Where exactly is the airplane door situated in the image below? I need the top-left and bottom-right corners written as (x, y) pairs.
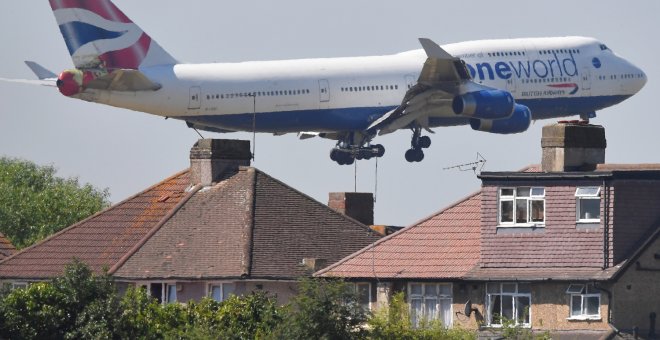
top-left (404, 74), bottom-right (416, 90)
top-left (319, 79), bottom-right (330, 102)
top-left (581, 67), bottom-right (591, 96)
top-left (189, 86), bottom-right (201, 110)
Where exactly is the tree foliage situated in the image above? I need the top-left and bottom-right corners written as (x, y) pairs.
top-left (0, 262), bottom-right (479, 339)
top-left (0, 157), bottom-right (110, 248)
top-left (368, 292), bottom-right (476, 340)
top-left (273, 278), bottom-right (369, 340)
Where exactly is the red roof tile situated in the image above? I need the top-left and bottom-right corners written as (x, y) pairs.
top-left (317, 192), bottom-right (481, 279)
top-left (0, 171), bottom-right (191, 280)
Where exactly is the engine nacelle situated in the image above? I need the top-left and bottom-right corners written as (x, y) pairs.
top-left (452, 89), bottom-right (515, 119)
top-left (56, 69), bottom-right (95, 96)
top-left (469, 104), bottom-right (531, 134)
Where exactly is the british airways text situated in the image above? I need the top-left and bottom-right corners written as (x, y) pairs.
top-left (465, 51), bottom-right (578, 81)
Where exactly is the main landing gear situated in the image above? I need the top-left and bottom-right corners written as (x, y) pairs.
top-left (330, 144), bottom-right (385, 165)
top-left (329, 132), bottom-right (385, 165)
top-left (404, 127), bottom-right (431, 163)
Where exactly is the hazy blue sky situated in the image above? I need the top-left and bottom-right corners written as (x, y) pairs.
top-left (0, 1), bottom-right (657, 226)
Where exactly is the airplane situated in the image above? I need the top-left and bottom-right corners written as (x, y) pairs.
top-left (2, 0), bottom-right (646, 165)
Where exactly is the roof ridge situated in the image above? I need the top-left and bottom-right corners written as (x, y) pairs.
top-left (251, 167), bottom-right (379, 235)
top-left (316, 190), bottom-right (482, 277)
top-left (0, 169), bottom-right (191, 266)
top-left (108, 183), bottom-right (202, 274)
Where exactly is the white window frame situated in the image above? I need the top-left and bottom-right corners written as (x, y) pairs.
top-left (165, 283), bottom-right (177, 304)
top-left (575, 187), bottom-right (601, 223)
top-left (139, 281), bottom-right (178, 305)
top-left (207, 282), bottom-right (236, 302)
top-left (567, 283), bottom-right (601, 320)
top-left (498, 187), bottom-right (546, 226)
top-left (10, 282), bottom-right (28, 290)
top-left (408, 283), bottom-right (453, 328)
top-left (349, 282), bottom-right (372, 312)
top-left (486, 282), bottom-right (532, 327)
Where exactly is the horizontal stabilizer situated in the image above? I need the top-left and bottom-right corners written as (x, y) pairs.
top-left (0, 77), bottom-right (56, 87)
top-left (25, 61), bottom-right (57, 80)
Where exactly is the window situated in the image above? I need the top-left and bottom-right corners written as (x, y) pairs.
top-left (499, 187), bottom-right (545, 225)
top-left (409, 283), bottom-right (452, 328)
top-left (486, 282), bottom-right (531, 327)
top-left (576, 187), bottom-right (600, 222)
top-left (208, 282), bottom-right (236, 302)
top-left (166, 284), bottom-right (177, 304)
top-left (567, 284), bottom-right (600, 319)
top-left (347, 283), bottom-right (371, 312)
top-left (10, 282), bottom-right (28, 290)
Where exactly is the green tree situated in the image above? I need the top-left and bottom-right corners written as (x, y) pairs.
top-left (368, 292), bottom-right (476, 340)
top-left (0, 157), bottom-right (109, 248)
top-left (0, 260), bottom-right (122, 339)
top-left (273, 278), bottom-right (368, 340)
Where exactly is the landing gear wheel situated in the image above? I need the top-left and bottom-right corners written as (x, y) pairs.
top-left (374, 144), bottom-right (385, 157)
top-left (330, 149), bottom-right (341, 162)
top-left (405, 148), bottom-right (424, 162)
top-left (418, 136), bottom-right (431, 149)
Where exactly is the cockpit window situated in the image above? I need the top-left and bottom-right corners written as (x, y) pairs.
top-left (599, 44), bottom-right (610, 51)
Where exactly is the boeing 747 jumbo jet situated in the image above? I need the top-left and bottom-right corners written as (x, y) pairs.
top-left (3, 0), bottom-right (647, 165)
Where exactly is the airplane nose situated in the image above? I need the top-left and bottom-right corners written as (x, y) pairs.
top-left (633, 65), bottom-right (647, 93)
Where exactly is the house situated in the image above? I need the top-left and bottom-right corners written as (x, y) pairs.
top-left (318, 123), bottom-right (660, 339)
top-left (0, 139), bottom-right (382, 304)
top-left (0, 233), bottom-right (15, 261)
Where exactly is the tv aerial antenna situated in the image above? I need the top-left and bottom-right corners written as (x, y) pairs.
top-left (443, 152), bottom-right (486, 175)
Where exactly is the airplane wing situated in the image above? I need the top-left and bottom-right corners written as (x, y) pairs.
top-left (0, 77), bottom-right (56, 87)
top-left (368, 38), bottom-right (472, 135)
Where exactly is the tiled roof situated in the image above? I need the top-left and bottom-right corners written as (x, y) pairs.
top-left (0, 233), bottom-right (16, 260)
top-left (317, 192), bottom-right (481, 279)
top-left (0, 171), bottom-right (191, 280)
top-left (114, 168), bottom-right (381, 280)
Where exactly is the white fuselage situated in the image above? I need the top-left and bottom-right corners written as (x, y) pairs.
top-left (82, 36), bottom-right (646, 133)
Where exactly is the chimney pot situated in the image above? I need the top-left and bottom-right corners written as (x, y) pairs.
top-left (190, 139), bottom-right (251, 186)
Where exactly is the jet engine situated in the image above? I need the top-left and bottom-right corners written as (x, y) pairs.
top-left (452, 89), bottom-right (515, 119)
top-left (56, 69), bottom-right (94, 96)
top-left (469, 104), bottom-right (531, 134)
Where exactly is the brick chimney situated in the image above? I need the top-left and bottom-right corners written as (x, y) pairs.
top-left (541, 123), bottom-right (606, 172)
top-left (328, 192), bottom-right (374, 225)
top-left (190, 139), bottom-right (251, 186)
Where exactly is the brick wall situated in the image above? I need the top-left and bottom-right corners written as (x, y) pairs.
top-left (481, 180), bottom-right (608, 268)
top-left (610, 235), bottom-right (660, 335)
top-left (612, 179), bottom-right (660, 263)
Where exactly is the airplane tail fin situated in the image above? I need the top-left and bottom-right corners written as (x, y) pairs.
top-left (49, 0), bottom-right (178, 70)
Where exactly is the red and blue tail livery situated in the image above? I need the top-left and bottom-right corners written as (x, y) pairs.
top-left (49, 0), bottom-right (176, 70)
top-left (1, 0), bottom-right (647, 165)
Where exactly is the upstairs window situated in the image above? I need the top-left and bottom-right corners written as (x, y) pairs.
top-left (576, 187), bottom-right (601, 222)
top-left (499, 187), bottom-right (545, 225)
top-left (567, 284), bottom-right (600, 319)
